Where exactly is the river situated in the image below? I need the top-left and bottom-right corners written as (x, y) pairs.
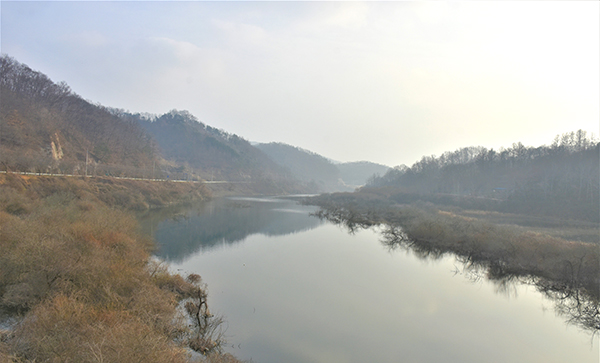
top-left (140, 196), bottom-right (598, 363)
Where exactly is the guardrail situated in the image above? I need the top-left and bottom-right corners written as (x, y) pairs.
top-left (0, 171), bottom-right (250, 184)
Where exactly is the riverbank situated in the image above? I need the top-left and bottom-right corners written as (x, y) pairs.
top-left (0, 172), bottom-right (212, 211)
top-left (306, 192), bottom-right (600, 302)
top-left (0, 174), bottom-right (244, 362)
top-left (153, 194), bottom-right (598, 361)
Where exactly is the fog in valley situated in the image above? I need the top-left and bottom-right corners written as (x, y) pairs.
top-left (2, 1), bottom-right (597, 167)
top-left (1, 1), bottom-right (598, 362)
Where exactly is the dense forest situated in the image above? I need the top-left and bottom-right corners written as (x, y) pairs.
top-left (367, 132), bottom-right (599, 221)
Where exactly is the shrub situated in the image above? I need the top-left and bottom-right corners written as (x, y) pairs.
top-left (0, 174), bottom-right (234, 362)
top-left (10, 294), bottom-right (190, 363)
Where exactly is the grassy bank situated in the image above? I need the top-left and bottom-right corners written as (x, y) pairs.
top-left (0, 173), bottom-right (212, 211)
top-left (307, 192), bottom-right (599, 333)
top-left (307, 192), bottom-right (599, 301)
top-left (0, 174), bottom-right (243, 362)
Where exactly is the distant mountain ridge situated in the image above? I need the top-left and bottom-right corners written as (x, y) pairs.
top-left (0, 55), bottom-right (388, 194)
top-left (255, 142), bottom-right (390, 192)
top-left (337, 161), bottom-right (390, 187)
top-left (255, 142), bottom-right (343, 192)
top-left (124, 111), bottom-right (291, 181)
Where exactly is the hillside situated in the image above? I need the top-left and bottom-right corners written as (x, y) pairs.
top-left (337, 161), bottom-right (390, 188)
top-left (0, 55), bottom-right (311, 195)
top-left (0, 55), bottom-right (158, 177)
top-left (366, 132), bottom-right (599, 222)
top-left (255, 142), bottom-right (345, 192)
top-left (1, 55), bottom-right (390, 196)
top-left (255, 143), bottom-right (391, 192)
top-left (124, 111), bottom-right (307, 193)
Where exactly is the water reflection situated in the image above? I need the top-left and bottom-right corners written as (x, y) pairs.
top-left (345, 219), bottom-right (600, 335)
top-left (145, 198), bottom-right (598, 362)
top-left (139, 197), bottom-right (323, 263)
top-left (449, 258), bottom-right (600, 335)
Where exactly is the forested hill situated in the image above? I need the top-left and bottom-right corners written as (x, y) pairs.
top-left (337, 161), bottom-right (390, 187)
top-left (255, 142), bottom-right (344, 192)
top-left (0, 55), bottom-right (157, 175)
top-left (255, 143), bottom-right (391, 192)
top-left (367, 132), bottom-right (599, 221)
top-left (126, 111), bottom-right (302, 188)
top-left (0, 55), bottom-right (310, 194)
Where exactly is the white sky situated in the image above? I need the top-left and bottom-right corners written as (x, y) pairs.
top-left (1, 1), bottom-right (598, 167)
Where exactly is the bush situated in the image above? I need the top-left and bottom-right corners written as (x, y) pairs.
top-left (0, 174), bottom-right (235, 362)
top-left (11, 294), bottom-right (190, 363)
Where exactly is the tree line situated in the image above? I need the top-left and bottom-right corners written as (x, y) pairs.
top-left (367, 131), bottom-right (599, 221)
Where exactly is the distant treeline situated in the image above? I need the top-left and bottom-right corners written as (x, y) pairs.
top-left (367, 131), bottom-right (599, 221)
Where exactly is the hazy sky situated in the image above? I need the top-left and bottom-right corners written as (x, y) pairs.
top-left (1, 1), bottom-right (598, 167)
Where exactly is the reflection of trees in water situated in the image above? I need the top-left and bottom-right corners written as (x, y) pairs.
top-left (536, 279), bottom-right (600, 334)
top-left (315, 202), bottom-right (600, 334)
top-left (378, 224), bottom-right (600, 335)
top-left (141, 198), bottom-right (323, 263)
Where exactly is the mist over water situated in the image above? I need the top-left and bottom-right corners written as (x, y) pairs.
top-left (145, 197), bottom-right (598, 363)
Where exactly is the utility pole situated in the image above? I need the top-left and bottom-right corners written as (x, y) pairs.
top-left (85, 149), bottom-right (88, 177)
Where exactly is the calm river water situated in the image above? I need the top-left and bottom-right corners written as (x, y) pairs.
top-left (142, 196), bottom-right (598, 363)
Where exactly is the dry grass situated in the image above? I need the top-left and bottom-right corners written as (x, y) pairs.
top-left (310, 192), bottom-right (600, 297)
top-left (10, 294), bottom-right (190, 363)
top-left (0, 173), bottom-right (211, 211)
top-left (0, 174), bottom-right (242, 362)
top-left (400, 209), bottom-right (599, 291)
top-left (448, 208), bottom-right (600, 245)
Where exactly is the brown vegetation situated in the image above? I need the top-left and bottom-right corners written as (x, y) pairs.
top-left (0, 173), bottom-right (211, 211)
top-left (307, 191), bottom-right (599, 332)
top-left (0, 174), bottom-right (243, 362)
top-left (1, 55), bottom-right (158, 175)
top-left (309, 192), bottom-right (599, 293)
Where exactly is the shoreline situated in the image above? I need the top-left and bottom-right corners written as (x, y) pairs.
top-left (306, 192), bottom-right (599, 300)
top-left (0, 174), bottom-right (245, 362)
